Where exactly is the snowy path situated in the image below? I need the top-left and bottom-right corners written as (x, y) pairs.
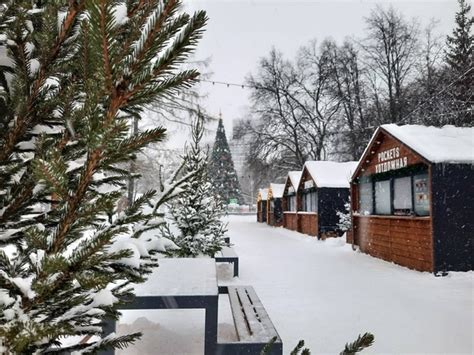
top-left (226, 215), bottom-right (473, 354)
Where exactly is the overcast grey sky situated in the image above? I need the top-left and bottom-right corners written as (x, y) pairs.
top-left (180, 0), bottom-right (458, 139)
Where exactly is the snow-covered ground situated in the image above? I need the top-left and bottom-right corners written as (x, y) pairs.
top-left (117, 215), bottom-right (473, 354)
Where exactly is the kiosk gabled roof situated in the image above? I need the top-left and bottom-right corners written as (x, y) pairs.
top-left (287, 171), bottom-right (303, 190)
top-left (257, 188), bottom-right (269, 201)
top-left (382, 124), bottom-right (474, 164)
top-left (269, 183), bottom-right (285, 199)
top-left (353, 124), bottom-right (474, 180)
top-left (302, 161), bottom-right (358, 189)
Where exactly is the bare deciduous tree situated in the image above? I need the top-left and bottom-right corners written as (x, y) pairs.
top-left (246, 43), bottom-right (340, 181)
top-left (361, 6), bottom-right (420, 123)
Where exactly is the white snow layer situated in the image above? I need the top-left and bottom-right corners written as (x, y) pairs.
top-left (113, 216), bottom-right (473, 355)
top-left (287, 171), bottom-right (302, 190)
top-left (381, 124), bottom-right (474, 164)
top-left (304, 161), bottom-right (358, 188)
top-left (258, 188), bottom-right (269, 201)
top-left (269, 183), bottom-right (285, 199)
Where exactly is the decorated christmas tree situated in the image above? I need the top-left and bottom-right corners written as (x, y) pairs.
top-left (160, 113), bottom-right (227, 257)
top-left (0, 1), bottom-right (206, 353)
top-left (208, 115), bottom-right (243, 204)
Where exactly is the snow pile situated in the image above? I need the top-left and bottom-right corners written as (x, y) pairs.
top-left (381, 124), bottom-right (474, 164)
top-left (287, 171), bottom-right (302, 190)
top-left (269, 183), bottom-right (285, 199)
top-left (304, 161), bottom-right (358, 188)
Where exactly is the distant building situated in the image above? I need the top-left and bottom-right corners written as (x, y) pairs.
top-left (229, 118), bottom-right (254, 204)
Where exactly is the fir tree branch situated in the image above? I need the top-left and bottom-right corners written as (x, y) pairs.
top-left (340, 332), bottom-right (375, 355)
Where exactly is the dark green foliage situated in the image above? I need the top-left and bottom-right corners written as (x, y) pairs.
top-left (260, 336), bottom-right (278, 355)
top-left (208, 117), bottom-right (243, 204)
top-left (261, 333), bottom-right (374, 355)
top-left (340, 332), bottom-right (375, 355)
top-left (445, 0), bottom-right (473, 126)
top-left (291, 340), bottom-right (311, 355)
top-left (446, 0), bottom-right (473, 72)
top-left (0, 0), bottom-right (206, 352)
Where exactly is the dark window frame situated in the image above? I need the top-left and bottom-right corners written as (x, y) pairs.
top-left (356, 164), bottom-right (430, 217)
top-left (301, 187), bottom-right (318, 212)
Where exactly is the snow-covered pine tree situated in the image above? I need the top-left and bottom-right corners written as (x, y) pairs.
top-left (208, 116), bottom-right (243, 204)
top-left (0, 1), bottom-right (206, 353)
top-left (162, 113), bottom-right (228, 257)
top-left (445, 0), bottom-right (473, 126)
top-left (337, 202), bottom-right (352, 233)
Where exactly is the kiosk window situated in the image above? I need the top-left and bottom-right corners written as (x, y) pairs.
top-left (414, 174), bottom-right (430, 215)
top-left (359, 182), bottom-right (373, 215)
top-left (375, 180), bottom-right (391, 214)
top-left (303, 191), bottom-right (317, 212)
top-left (288, 196), bottom-right (296, 211)
top-left (394, 176), bottom-right (412, 214)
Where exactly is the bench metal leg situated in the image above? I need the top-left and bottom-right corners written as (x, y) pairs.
top-left (233, 259), bottom-right (239, 277)
top-left (101, 318), bottom-right (116, 355)
top-left (204, 296), bottom-right (218, 355)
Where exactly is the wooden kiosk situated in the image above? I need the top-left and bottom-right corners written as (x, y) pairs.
top-left (297, 161), bottom-right (357, 238)
top-left (267, 183), bottom-right (285, 227)
top-left (256, 188), bottom-right (269, 223)
top-left (282, 171), bottom-right (302, 231)
top-left (350, 124), bottom-right (473, 273)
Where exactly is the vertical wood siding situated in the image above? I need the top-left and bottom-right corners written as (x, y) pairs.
top-left (353, 215), bottom-right (433, 272)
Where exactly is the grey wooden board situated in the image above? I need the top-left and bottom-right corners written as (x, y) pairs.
top-left (227, 286), bottom-right (280, 343)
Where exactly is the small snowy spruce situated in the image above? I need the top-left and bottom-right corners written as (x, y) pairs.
top-left (0, 1), bottom-right (206, 353)
top-left (337, 201), bottom-right (352, 232)
top-left (161, 113), bottom-right (228, 257)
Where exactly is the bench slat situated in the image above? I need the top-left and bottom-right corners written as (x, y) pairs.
top-left (243, 287), bottom-right (280, 340)
top-left (228, 287), bottom-right (252, 341)
top-left (235, 287), bottom-right (265, 341)
top-left (228, 286), bottom-right (280, 343)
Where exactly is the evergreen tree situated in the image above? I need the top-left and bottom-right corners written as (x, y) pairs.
top-left (161, 113), bottom-right (227, 257)
top-left (445, 0), bottom-right (473, 126)
top-left (208, 116), bottom-right (243, 204)
top-left (337, 202), bottom-right (352, 233)
top-left (0, 1), bottom-right (206, 353)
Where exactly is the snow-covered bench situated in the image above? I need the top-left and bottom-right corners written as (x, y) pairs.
top-left (215, 246), bottom-right (239, 277)
top-left (217, 286), bottom-right (283, 354)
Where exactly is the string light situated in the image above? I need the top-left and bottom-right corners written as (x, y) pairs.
top-left (198, 79), bottom-right (252, 89)
top-left (199, 65), bottom-right (473, 128)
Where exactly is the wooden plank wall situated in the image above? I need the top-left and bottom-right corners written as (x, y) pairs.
top-left (299, 213), bottom-right (318, 237)
top-left (283, 212), bottom-right (298, 231)
top-left (354, 216), bottom-right (433, 272)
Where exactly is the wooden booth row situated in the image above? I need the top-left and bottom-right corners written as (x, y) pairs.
top-left (257, 161), bottom-right (358, 240)
top-left (350, 124), bottom-right (473, 273)
top-left (256, 124), bottom-right (473, 273)
top-left (257, 184), bottom-right (285, 226)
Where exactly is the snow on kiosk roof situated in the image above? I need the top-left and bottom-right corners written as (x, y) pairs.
top-left (286, 171), bottom-right (302, 190)
top-left (269, 183), bottom-right (285, 199)
top-left (303, 161), bottom-right (358, 189)
top-left (257, 188), bottom-right (269, 201)
top-left (379, 124), bottom-right (474, 164)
